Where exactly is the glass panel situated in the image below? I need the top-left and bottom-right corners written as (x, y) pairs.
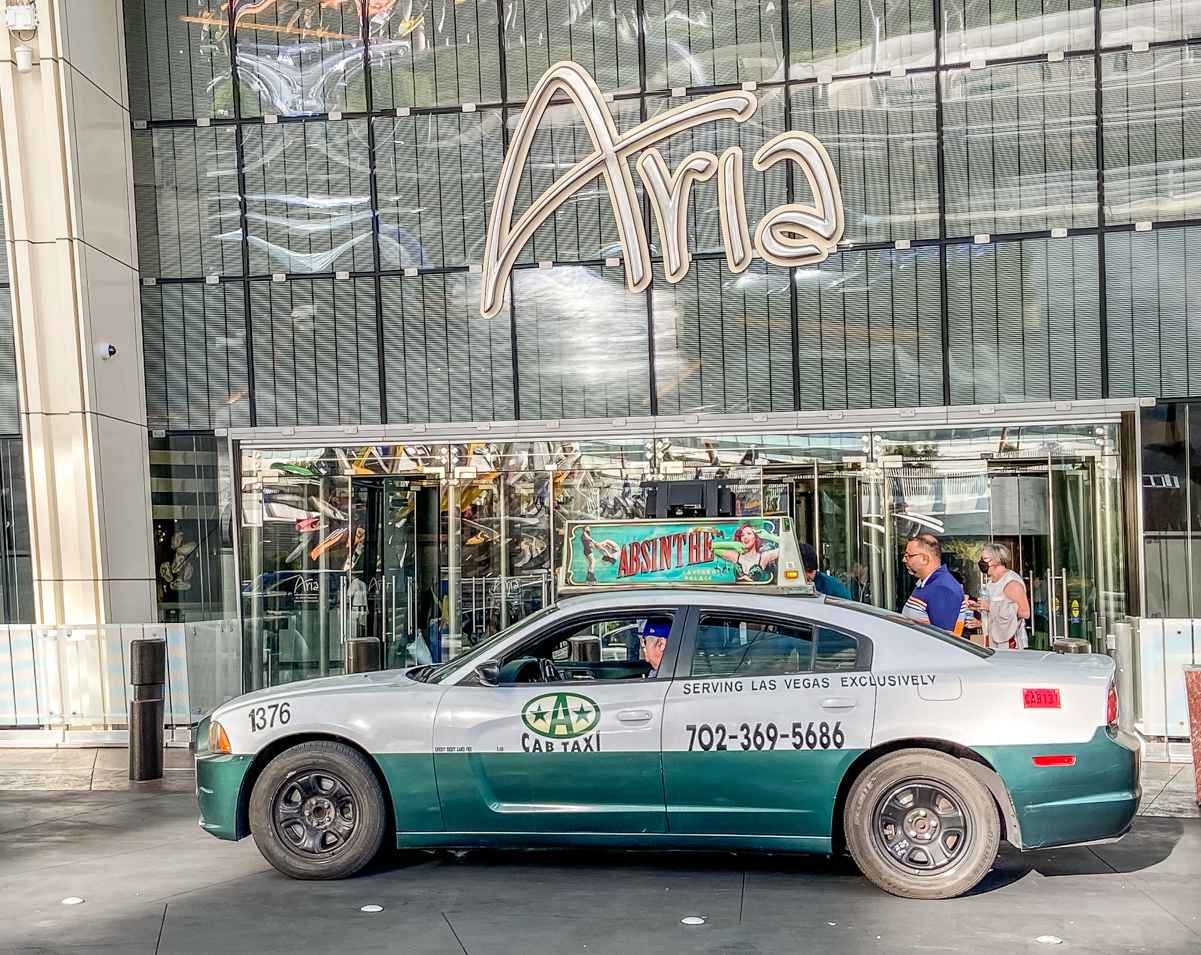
top-left (249, 278), bottom-right (382, 427)
top-left (942, 60), bottom-right (1098, 236)
top-left (379, 272), bottom-right (516, 424)
top-left (124, 0), bottom-right (235, 121)
top-left (648, 88), bottom-right (787, 254)
top-left (643, 0), bottom-right (784, 89)
top-left (132, 127), bottom-right (242, 279)
top-left (941, 0), bottom-right (1094, 64)
top-left (242, 119), bottom-right (373, 275)
top-left (789, 0), bottom-right (936, 80)
top-left (1102, 48), bottom-right (1201, 226)
top-left (151, 434), bottom-right (227, 623)
top-left (945, 236), bottom-right (1102, 404)
top-left (368, 0), bottom-right (502, 111)
top-left (795, 247), bottom-right (944, 410)
top-left (233, 0), bottom-right (365, 117)
top-left (791, 76), bottom-right (939, 245)
top-left (509, 98), bottom-right (642, 264)
top-left (814, 627), bottom-right (860, 672)
top-left (0, 436), bottom-right (33, 624)
top-left (1104, 226), bottom-right (1201, 401)
top-left (513, 264), bottom-right (652, 420)
top-left (652, 259), bottom-right (794, 415)
top-left (503, 0), bottom-right (641, 99)
top-left (373, 110), bottom-right (504, 270)
top-left (141, 284), bottom-right (252, 430)
top-left (0, 291), bottom-right (17, 433)
top-left (1050, 458), bottom-right (1098, 646)
top-left (1100, 0), bottom-right (1201, 47)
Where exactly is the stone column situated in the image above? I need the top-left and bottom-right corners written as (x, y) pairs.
top-left (0, 1), bottom-right (155, 624)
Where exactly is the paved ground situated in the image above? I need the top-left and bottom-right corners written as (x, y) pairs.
top-left (0, 753), bottom-right (1197, 955)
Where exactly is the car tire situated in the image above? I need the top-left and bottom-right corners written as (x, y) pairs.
top-left (249, 740), bottom-right (387, 880)
top-left (843, 748), bottom-right (1000, 900)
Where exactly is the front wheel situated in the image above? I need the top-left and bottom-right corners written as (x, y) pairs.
top-left (249, 740), bottom-right (387, 880)
top-left (844, 749), bottom-right (1000, 900)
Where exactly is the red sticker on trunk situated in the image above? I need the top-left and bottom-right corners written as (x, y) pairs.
top-left (1023, 688), bottom-right (1061, 708)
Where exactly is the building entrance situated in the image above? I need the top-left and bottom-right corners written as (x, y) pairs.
top-left (233, 418), bottom-right (1129, 689)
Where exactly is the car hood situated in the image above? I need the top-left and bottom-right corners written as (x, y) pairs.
top-left (217, 668), bottom-right (414, 711)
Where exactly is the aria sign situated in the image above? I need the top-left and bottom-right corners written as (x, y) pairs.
top-left (479, 61), bottom-right (845, 317)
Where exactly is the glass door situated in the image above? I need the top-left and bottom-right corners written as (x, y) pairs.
top-left (1049, 457), bottom-right (1098, 648)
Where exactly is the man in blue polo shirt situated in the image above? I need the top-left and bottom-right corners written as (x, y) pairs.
top-left (901, 533), bottom-right (970, 637)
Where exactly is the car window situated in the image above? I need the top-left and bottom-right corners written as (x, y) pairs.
top-left (814, 627), bottom-right (859, 672)
top-left (691, 614), bottom-right (814, 678)
top-left (497, 612), bottom-right (676, 684)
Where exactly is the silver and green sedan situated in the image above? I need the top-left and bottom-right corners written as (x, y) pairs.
top-left (195, 587), bottom-right (1140, 900)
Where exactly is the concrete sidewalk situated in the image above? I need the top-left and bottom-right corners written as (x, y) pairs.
top-left (0, 790), bottom-right (1198, 954)
top-left (0, 747), bottom-right (194, 794)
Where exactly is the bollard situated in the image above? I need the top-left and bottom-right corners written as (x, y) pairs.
top-left (1185, 666), bottom-right (1201, 807)
top-left (1113, 622), bottom-right (1136, 734)
top-left (128, 639), bottom-right (165, 781)
top-left (346, 637), bottom-right (381, 674)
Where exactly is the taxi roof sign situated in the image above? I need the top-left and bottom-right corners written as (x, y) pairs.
top-left (557, 517), bottom-right (814, 594)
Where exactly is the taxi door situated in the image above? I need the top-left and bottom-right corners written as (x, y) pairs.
top-left (432, 608), bottom-right (686, 835)
top-left (662, 608), bottom-right (876, 839)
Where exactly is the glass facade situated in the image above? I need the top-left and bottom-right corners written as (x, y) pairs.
top-left (123, 0), bottom-right (1201, 433)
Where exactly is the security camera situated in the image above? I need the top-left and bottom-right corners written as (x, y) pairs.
top-left (13, 44), bottom-right (32, 74)
top-left (96, 342), bottom-right (117, 360)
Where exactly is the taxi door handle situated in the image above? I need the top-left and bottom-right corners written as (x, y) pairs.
top-left (819, 697), bottom-right (856, 710)
top-left (617, 709), bottom-right (654, 723)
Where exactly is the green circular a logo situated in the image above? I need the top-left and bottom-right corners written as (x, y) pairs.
top-left (521, 692), bottom-right (601, 739)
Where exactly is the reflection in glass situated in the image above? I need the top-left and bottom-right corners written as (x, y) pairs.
top-left (943, 60), bottom-right (1098, 236)
top-left (946, 237), bottom-right (1102, 404)
top-left (243, 119), bottom-right (374, 274)
top-left (789, 0), bottom-right (936, 79)
top-left (654, 259), bottom-right (794, 416)
top-left (513, 265), bottom-right (652, 420)
top-left (1100, 0), bottom-right (1201, 47)
top-left (503, 0), bottom-right (640, 100)
top-left (1102, 48), bottom-right (1201, 226)
top-left (369, 0), bottom-right (502, 110)
top-left (233, 0), bottom-right (366, 116)
top-left (379, 272), bottom-right (516, 424)
top-left (795, 247), bottom-right (944, 410)
top-left (373, 111), bottom-right (503, 270)
top-left (125, 0), bottom-right (236, 121)
top-left (643, 0), bottom-right (784, 88)
top-left (132, 127), bottom-right (243, 279)
top-left (791, 77), bottom-right (939, 245)
top-left (941, 0), bottom-right (1094, 64)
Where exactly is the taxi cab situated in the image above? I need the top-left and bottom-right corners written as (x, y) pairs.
top-left (194, 518), bottom-right (1140, 900)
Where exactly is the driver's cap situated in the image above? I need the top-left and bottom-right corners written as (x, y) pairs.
top-left (640, 618), bottom-right (670, 639)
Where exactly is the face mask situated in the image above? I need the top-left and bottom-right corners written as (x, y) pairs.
top-left (977, 559), bottom-right (991, 574)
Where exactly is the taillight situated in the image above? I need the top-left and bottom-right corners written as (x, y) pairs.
top-left (1106, 682), bottom-right (1118, 733)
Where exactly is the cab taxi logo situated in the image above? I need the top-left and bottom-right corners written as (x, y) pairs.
top-left (479, 62), bottom-right (845, 317)
top-left (521, 691), bottom-right (602, 740)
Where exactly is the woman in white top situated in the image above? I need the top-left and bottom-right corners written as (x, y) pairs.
top-left (967, 542), bottom-right (1031, 650)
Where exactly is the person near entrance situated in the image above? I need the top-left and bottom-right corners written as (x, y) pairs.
top-left (799, 543), bottom-right (852, 598)
top-left (901, 533), bottom-right (970, 637)
top-left (967, 543), bottom-right (1031, 650)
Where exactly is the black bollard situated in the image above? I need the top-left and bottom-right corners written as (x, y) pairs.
top-left (129, 639), bottom-right (165, 781)
top-left (345, 637), bottom-right (381, 674)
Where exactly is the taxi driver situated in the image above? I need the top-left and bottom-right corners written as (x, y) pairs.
top-left (639, 619), bottom-right (670, 677)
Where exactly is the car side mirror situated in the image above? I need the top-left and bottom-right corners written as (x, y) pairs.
top-left (475, 661), bottom-right (500, 687)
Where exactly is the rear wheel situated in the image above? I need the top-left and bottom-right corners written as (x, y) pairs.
top-left (249, 741), bottom-right (387, 880)
top-left (844, 749), bottom-right (1000, 900)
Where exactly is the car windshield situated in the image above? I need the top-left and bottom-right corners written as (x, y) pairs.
top-left (824, 599), bottom-right (994, 658)
top-left (410, 605), bottom-right (560, 684)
